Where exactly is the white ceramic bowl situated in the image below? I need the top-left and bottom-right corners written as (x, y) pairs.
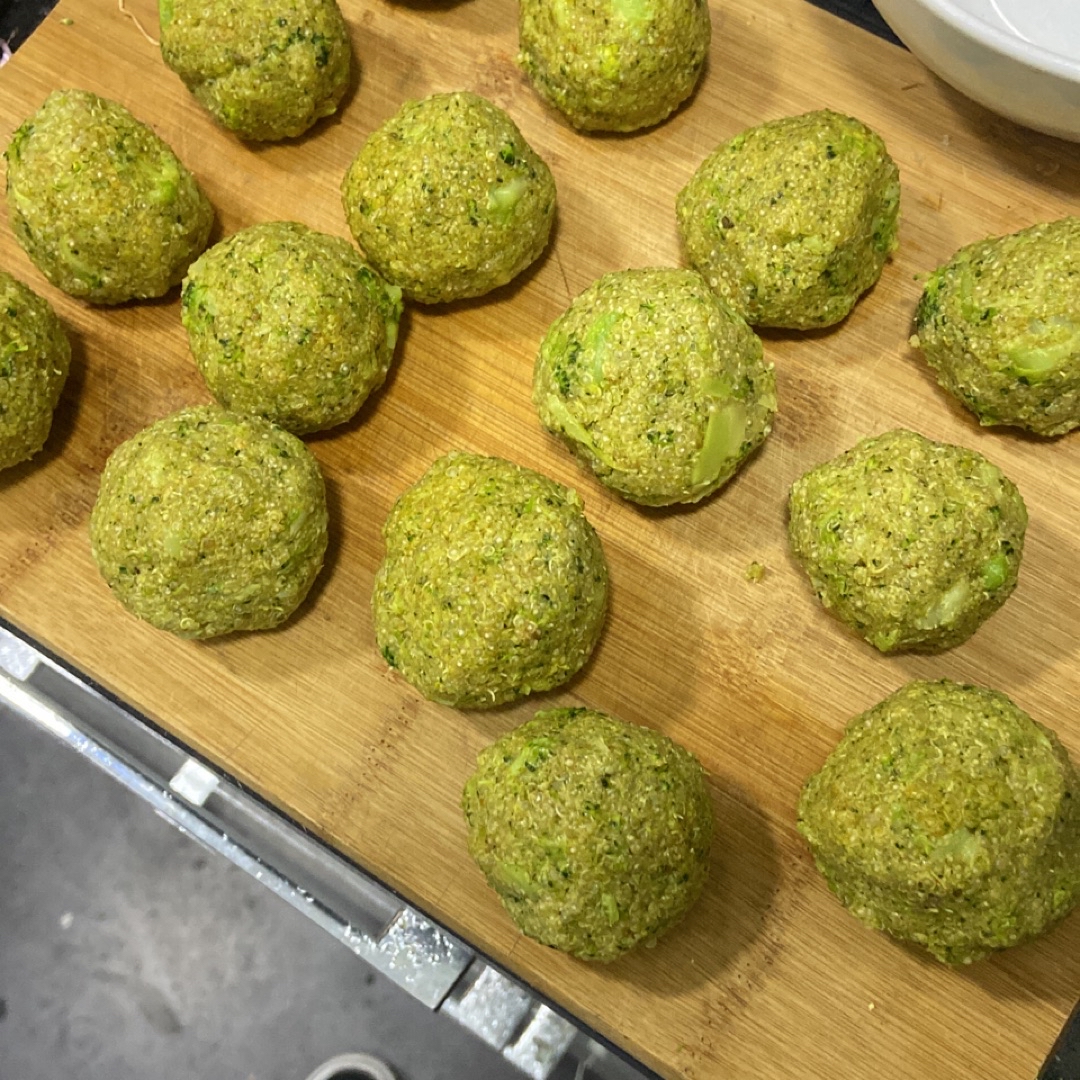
top-left (872, 0), bottom-right (1080, 141)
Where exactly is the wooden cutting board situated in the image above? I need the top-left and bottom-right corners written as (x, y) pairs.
top-left (3, 1), bottom-right (1080, 1076)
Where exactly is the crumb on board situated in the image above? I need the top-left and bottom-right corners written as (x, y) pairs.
top-left (745, 561), bottom-right (766, 583)
top-left (61, 17), bottom-right (74, 26)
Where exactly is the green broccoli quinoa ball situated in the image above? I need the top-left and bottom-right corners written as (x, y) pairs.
top-left (533, 267), bottom-right (775, 505)
top-left (181, 222), bottom-right (402, 435)
top-left (912, 218), bottom-right (1080, 437)
top-left (788, 429), bottom-right (1026, 653)
top-left (341, 92), bottom-right (556, 303)
top-left (798, 680), bottom-right (1080, 964)
top-left (518, 0), bottom-right (710, 132)
top-left (159, 0), bottom-right (352, 142)
top-left (463, 706), bottom-right (713, 960)
top-left (0, 271), bottom-right (70, 470)
top-left (90, 406), bottom-right (328, 639)
top-left (4, 89), bottom-right (213, 305)
top-left (676, 110), bottom-right (900, 328)
top-left (372, 453), bottom-right (608, 709)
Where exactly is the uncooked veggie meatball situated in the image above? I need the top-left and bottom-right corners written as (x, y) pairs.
top-left (912, 217), bottom-right (1080, 436)
top-left (534, 267), bottom-right (775, 505)
top-left (90, 406), bottom-right (328, 638)
top-left (181, 221), bottom-right (402, 435)
top-left (518, 0), bottom-right (711, 132)
top-left (787, 429), bottom-right (1026, 653)
top-left (372, 453), bottom-right (608, 708)
top-left (799, 680), bottom-right (1080, 964)
top-left (159, 0), bottom-right (352, 141)
top-left (677, 110), bottom-right (899, 328)
top-left (0, 271), bottom-right (70, 469)
top-left (463, 706), bottom-right (713, 960)
top-left (4, 89), bottom-right (213, 304)
top-left (341, 92), bottom-right (556, 303)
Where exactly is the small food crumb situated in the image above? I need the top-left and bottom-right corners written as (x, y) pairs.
top-left (61, 17), bottom-right (74, 25)
top-left (868, 1002), bottom-right (876, 1011)
top-left (59, 912), bottom-right (74, 929)
top-left (745, 561), bottom-right (766, 583)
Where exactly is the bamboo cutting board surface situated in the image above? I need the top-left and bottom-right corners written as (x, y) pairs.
top-left (3, 1), bottom-right (1080, 1076)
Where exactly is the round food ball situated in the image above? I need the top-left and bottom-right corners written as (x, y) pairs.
top-left (676, 110), bottom-right (900, 328)
top-left (912, 218), bottom-right (1080, 437)
top-left (341, 92), bottom-right (556, 304)
top-left (90, 405), bottom-right (328, 638)
top-left (159, 0), bottom-right (352, 142)
top-left (181, 222), bottom-right (403, 435)
top-left (798, 680), bottom-right (1080, 964)
top-left (518, 0), bottom-right (710, 132)
top-left (787, 429), bottom-right (1026, 653)
top-left (4, 89), bottom-right (213, 305)
top-left (463, 706), bottom-right (713, 961)
top-left (372, 453), bottom-right (608, 708)
top-left (0, 271), bottom-right (70, 469)
top-left (533, 267), bottom-right (776, 505)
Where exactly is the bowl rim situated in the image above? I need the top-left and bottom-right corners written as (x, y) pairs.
top-left (898, 0), bottom-right (1080, 81)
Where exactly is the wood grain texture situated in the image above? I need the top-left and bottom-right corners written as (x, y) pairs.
top-left (2, 1), bottom-right (1080, 1077)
